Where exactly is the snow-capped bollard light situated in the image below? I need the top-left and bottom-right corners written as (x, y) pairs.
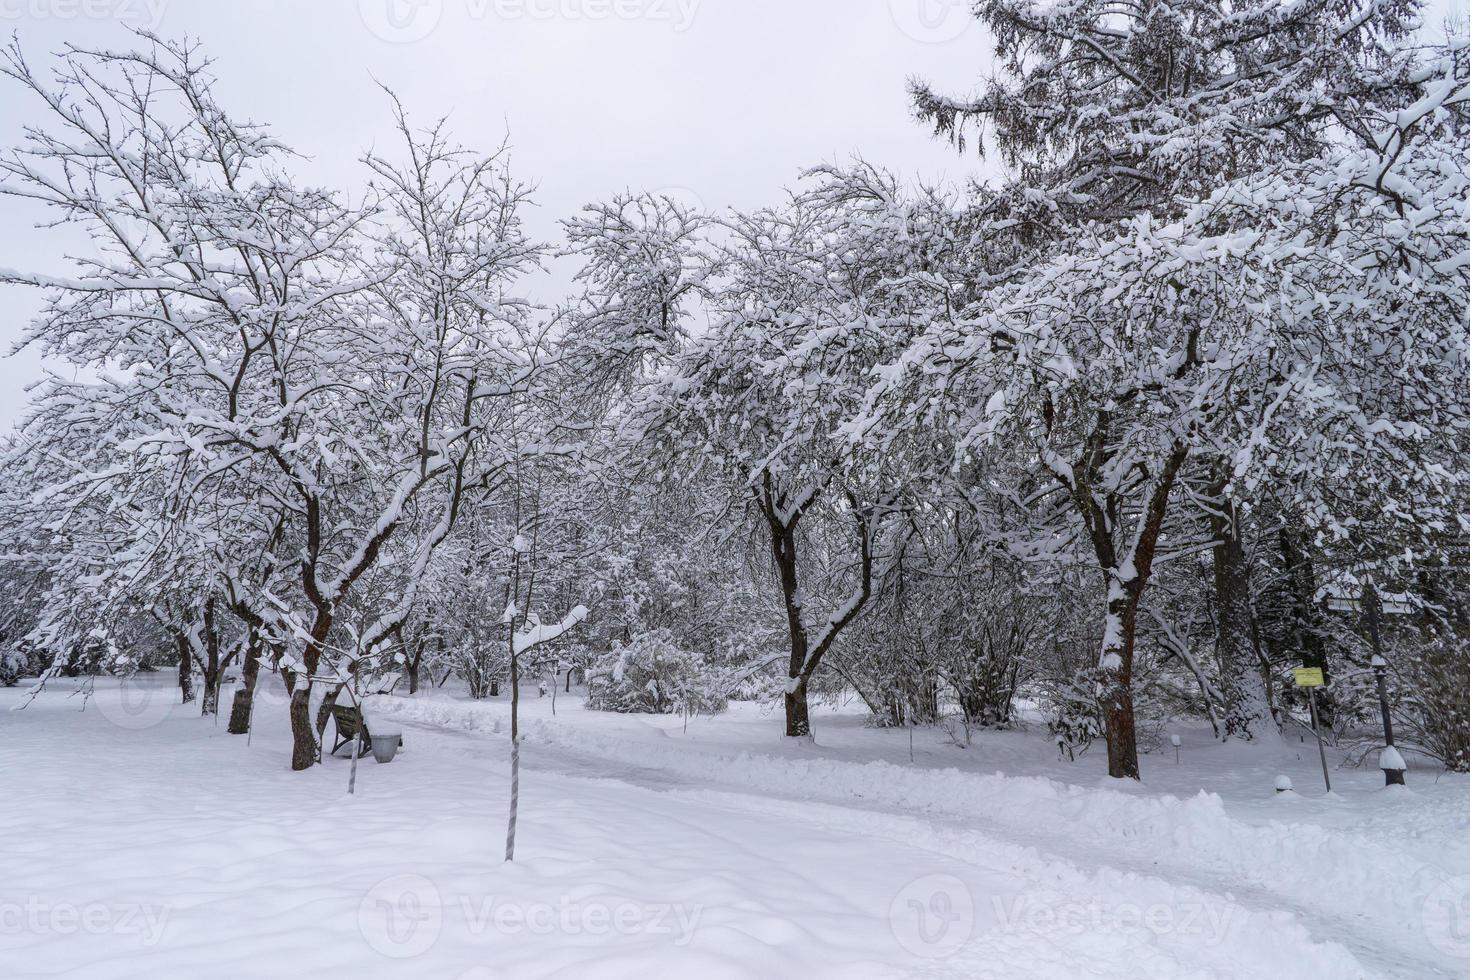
top-left (1275, 774), bottom-right (1294, 794)
top-left (1378, 746), bottom-right (1407, 785)
top-left (1170, 734), bottom-right (1181, 764)
top-left (1370, 651), bottom-right (1407, 787)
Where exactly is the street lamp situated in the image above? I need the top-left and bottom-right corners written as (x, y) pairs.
top-left (1364, 586), bottom-right (1406, 787)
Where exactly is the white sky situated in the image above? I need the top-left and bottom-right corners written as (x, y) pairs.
top-left (0, 0), bottom-right (990, 427)
top-left (0, 0), bottom-right (1459, 429)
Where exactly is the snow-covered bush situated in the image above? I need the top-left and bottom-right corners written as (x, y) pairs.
top-left (585, 631), bottom-right (727, 716)
top-left (1403, 634), bottom-right (1470, 774)
top-left (0, 647), bottom-right (23, 687)
top-left (1044, 671), bottom-right (1105, 761)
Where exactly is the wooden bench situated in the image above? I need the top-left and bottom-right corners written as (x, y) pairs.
top-left (329, 703), bottom-right (402, 758)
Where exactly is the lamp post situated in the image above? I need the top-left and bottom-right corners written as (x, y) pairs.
top-left (1364, 585), bottom-right (1406, 786)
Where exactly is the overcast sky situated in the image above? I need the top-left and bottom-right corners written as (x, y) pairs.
top-left (0, 0), bottom-right (992, 427)
top-left (0, 1), bottom-right (1459, 429)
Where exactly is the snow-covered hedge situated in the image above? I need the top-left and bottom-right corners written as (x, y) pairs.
top-left (585, 631), bottom-right (727, 715)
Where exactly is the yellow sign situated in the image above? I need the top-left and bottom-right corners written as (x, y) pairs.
top-left (1293, 668), bottom-right (1325, 688)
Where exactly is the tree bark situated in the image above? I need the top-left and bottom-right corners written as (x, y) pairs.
top-left (759, 477), bottom-right (877, 741)
top-left (784, 679), bottom-right (812, 739)
top-left (1098, 576), bottom-right (1140, 780)
top-left (1070, 437), bottom-right (1187, 780)
top-left (287, 681), bottom-right (316, 771)
top-left (406, 637), bottom-right (424, 695)
top-left (175, 633), bottom-right (195, 705)
top-left (315, 683), bottom-right (343, 747)
top-left (198, 598), bottom-right (221, 717)
top-left (226, 631), bottom-right (262, 735)
top-left (1211, 498), bottom-right (1273, 740)
top-left (288, 607), bottom-right (335, 771)
top-left (765, 493), bottom-right (814, 739)
top-left (1279, 526), bottom-right (1334, 726)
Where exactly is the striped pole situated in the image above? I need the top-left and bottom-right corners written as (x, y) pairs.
top-left (504, 737), bottom-right (520, 861)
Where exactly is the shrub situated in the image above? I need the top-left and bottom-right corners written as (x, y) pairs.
top-left (586, 630), bottom-right (727, 715)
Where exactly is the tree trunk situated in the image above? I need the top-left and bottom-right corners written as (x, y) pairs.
top-left (757, 476), bottom-right (876, 742)
top-left (315, 684), bottom-right (342, 747)
top-left (406, 637), bottom-right (428, 695)
top-left (1212, 500), bottom-right (1273, 740)
top-left (768, 503), bottom-right (814, 739)
top-left (1098, 580), bottom-right (1140, 780)
top-left (288, 610), bottom-right (335, 771)
top-left (200, 674), bottom-right (219, 716)
top-left (288, 681), bottom-right (316, 771)
top-left (175, 634), bottom-right (195, 705)
top-left (784, 680), bottom-right (812, 739)
top-left (199, 599), bottom-right (221, 717)
top-left (226, 632), bottom-right (261, 735)
top-left (1075, 441), bottom-right (1186, 780)
top-left (1280, 527), bottom-right (1334, 726)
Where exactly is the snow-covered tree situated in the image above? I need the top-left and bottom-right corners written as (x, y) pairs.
top-left (0, 37), bottom-right (546, 769)
top-left (634, 164), bottom-right (964, 737)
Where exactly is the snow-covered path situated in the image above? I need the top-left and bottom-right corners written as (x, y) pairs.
top-left (376, 698), bottom-right (1465, 979)
top-left (3, 678), bottom-right (1465, 978)
top-left (496, 744), bottom-right (1456, 979)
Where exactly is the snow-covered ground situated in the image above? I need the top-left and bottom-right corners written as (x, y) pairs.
top-left (3, 674), bottom-right (1467, 979)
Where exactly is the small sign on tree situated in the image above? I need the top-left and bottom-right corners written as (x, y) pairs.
top-left (1292, 667), bottom-right (1325, 688)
